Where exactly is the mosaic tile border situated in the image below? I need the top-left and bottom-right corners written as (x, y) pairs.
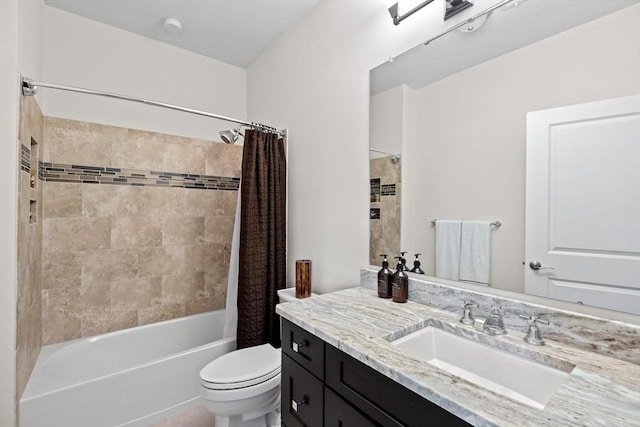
top-left (39, 162), bottom-right (240, 191)
top-left (20, 144), bottom-right (31, 173)
top-left (381, 184), bottom-right (396, 196)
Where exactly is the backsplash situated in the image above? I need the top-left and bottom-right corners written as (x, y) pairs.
top-left (360, 268), bottom-right (640, 365)
top-left (41, 117), bottom-right (242, 345)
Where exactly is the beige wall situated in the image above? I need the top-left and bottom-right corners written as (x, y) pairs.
top-left (403, 5), bottom-right (640, 292)
top-left (41, 117), bottom-right (242, 344)
top-left (16, 95), bottom-right (44, 401)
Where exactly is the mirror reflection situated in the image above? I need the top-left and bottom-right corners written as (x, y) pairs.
top-left (369, 0), bottom-right (640, 314)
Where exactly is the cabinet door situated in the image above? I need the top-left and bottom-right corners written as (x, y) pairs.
top-left (282, 319), bottom-right (325, 380)
top-left (325, 387), bottom-right (377, 427)
top-left (326, 345), bottom-right (470, 427)
top-left (281, 354), bottom-right (324, 427)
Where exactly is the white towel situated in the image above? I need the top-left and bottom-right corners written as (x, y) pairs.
top-left (435, 220), bottom-right (462, 281)
top-left (459, 221), bottom-right (492, 285)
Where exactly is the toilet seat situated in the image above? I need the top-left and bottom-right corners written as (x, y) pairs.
top-left (200, 343), bottom-right (281, 391)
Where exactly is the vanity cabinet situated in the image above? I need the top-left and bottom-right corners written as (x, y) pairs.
top-left (281, 319), bottom-right (470, 427)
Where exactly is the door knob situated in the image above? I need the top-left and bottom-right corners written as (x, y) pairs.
top-left (529, 261), bottom-right (554, 270)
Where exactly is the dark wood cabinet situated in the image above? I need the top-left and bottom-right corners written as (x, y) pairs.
top-left (281, 319), bottom-right (470, 427)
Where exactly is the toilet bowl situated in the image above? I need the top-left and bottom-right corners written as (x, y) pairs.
top-left (200, 343), bottom-right (281, 427)
top-left (199, 288), bottom-right (309, 427)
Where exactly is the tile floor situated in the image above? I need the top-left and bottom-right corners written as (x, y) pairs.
top-left (149, 405), bottom-right (215, 427)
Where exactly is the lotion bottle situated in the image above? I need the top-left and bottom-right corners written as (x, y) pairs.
top-left (377, 254), bottom-right (392, 298)
top-left (392, 256), bottom-right (408, 303)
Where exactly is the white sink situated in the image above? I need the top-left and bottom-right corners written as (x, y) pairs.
top-left (391, 326), bottom-right (573, 409)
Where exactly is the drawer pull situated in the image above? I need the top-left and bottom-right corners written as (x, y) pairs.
top-left (292, 340), bottom-right (306, 353)
top-left (291, 397), bottom-right (307, 412)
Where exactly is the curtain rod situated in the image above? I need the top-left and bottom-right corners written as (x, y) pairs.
top-left (20, 77), bottom-right (286, 138)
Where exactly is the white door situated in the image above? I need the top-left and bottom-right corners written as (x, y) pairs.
top-left (525, 95), bottom-right (640, 315)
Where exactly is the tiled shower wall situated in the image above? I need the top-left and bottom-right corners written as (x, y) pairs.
top-left (17, 95), bottom-right (44, 399)
top-left (369, 157), bottom-right (401, 265)
top-left (42, 117), bottom-right (242, 345)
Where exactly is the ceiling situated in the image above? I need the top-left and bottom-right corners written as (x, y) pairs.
top-left (371, 0), bottom-right (639, 95)
top-left (45, 0), bottom-right (320, 68)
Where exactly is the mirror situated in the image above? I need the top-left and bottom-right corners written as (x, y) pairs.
top-left (369, 0), bottom-right (640, 312)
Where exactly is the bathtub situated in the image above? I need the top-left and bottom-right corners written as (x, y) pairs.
top-left (20, 310), bottom-right (235, 427)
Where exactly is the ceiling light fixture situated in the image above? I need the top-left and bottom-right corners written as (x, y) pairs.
top-left (388, 0), bottom-right (436, 26)
top-left (445, 0), bottom-right (474, 20)
top-left (163, 17), bottom-right (182, 33)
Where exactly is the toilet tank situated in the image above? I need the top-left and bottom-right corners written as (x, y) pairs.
top-left (277, 287), bottom-right (318, 303)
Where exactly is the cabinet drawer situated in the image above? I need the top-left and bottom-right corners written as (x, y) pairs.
top-left (325, 344), bottom-right (470, 427)
top-left (281, 353), bottom-right (324, 427)
top-left (282, 319), bottom-right (325, 380)
top-left (325, 387), bottom-right (376, 427)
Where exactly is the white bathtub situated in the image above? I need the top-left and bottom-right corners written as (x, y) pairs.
top-left (20, 310), bottom-right (235, 427)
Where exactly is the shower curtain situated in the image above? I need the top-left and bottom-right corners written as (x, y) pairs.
top-left (236, 129), bottom-right (286, 349)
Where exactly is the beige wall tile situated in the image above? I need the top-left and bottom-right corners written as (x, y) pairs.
top-left (111, 217), bottom-right (162, 249)
top-left (111, 276), bottom-right (162, 312)
top-left (186, 296), bottom-right (224, 316)
top-left (163, 137), bottom-right (205, 175)
top-left (44, 117), bottom-right (127, 165)
top-left (83, 185), bottom-right (140, 217)
top-left (204, 269), bottom-right (229, 304)
top-left (162, 272), bottom-right (205, 304)
top-left (112, 129), bottom-right (164, 170)
top-left (163, 216), bottom-right (205, 246)
top-left (183, 244), bottom-right (206, 274)
top-left (138, 186), bottom-right (186, 218)
top-left (81, 249), bottom-right (138, 283)
top-left (138, 246), bottom-right (184, 277)
top-left (43, 182), bottom-right (82, 218)
top-left (138, 302), bottom-right (185, 326)
top-left (184, 189), bottom-right (225, 217)
top-left (223, 191), bottom-right (239, 216)
top-left (46, 217), bottom-right (111, 253)
top-left (205, 143), bottom-right (242, 177)
top-left (43, 251), bottom-right (81, 290)
top-left (205, 215), bottom-right (235, 244)
top-left (42, 318), bottom-right (81, 345)
top-left (39, 116), bottom-right (237, 342)
top-left (80, 306), bottom-right (138, 338)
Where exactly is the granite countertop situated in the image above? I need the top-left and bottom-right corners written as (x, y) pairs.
top-left (276, 287), bottom-right (640, 427)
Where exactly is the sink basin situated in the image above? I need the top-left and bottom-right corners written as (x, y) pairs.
top-left (391, 326), bottom-right (572, 409)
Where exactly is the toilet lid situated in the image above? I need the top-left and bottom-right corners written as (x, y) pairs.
top-left (200, 343), bottom-right (281, 390)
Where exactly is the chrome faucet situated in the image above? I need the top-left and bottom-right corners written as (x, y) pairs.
top-left (520, 314), bottom-right (549, 346)
top-left (480, 307), bottom-right (507, 336)
top-left (459, 301), bottom-right (478, 325)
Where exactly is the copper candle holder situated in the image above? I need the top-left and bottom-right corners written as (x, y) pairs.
top-left (295, 260), bottom-right (312, 298)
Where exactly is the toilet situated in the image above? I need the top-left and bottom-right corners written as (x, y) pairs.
top-left (199, 288), bottom-right (308, 427)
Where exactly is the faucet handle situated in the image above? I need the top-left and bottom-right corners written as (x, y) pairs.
top-left (459, 301), bottom-right (478, 325)
top-left (462, 300), bottom-right (478, 309)
top-left (520, 314), bottom-right (549, 346)
top-left (519, 314), bottom-right (549, 325)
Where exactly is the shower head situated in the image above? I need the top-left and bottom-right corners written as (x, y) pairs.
top-left (219, 126), bottom-right (243, 144)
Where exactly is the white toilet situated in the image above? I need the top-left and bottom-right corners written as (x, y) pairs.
top-left (199, 288), bottom-right (306, 427)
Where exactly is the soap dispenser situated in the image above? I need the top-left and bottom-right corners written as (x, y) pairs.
top-left (392, 256), bottom-right (408, 303)
top-left (377, 254), bottom-right (393, 298)
top-left (399, 251), bottom-right (408, 272)
top-left (409, 253), bottom-right (425, 274)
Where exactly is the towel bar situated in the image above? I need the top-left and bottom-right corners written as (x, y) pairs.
top-left (431, 219), bottom-right (502, 228)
